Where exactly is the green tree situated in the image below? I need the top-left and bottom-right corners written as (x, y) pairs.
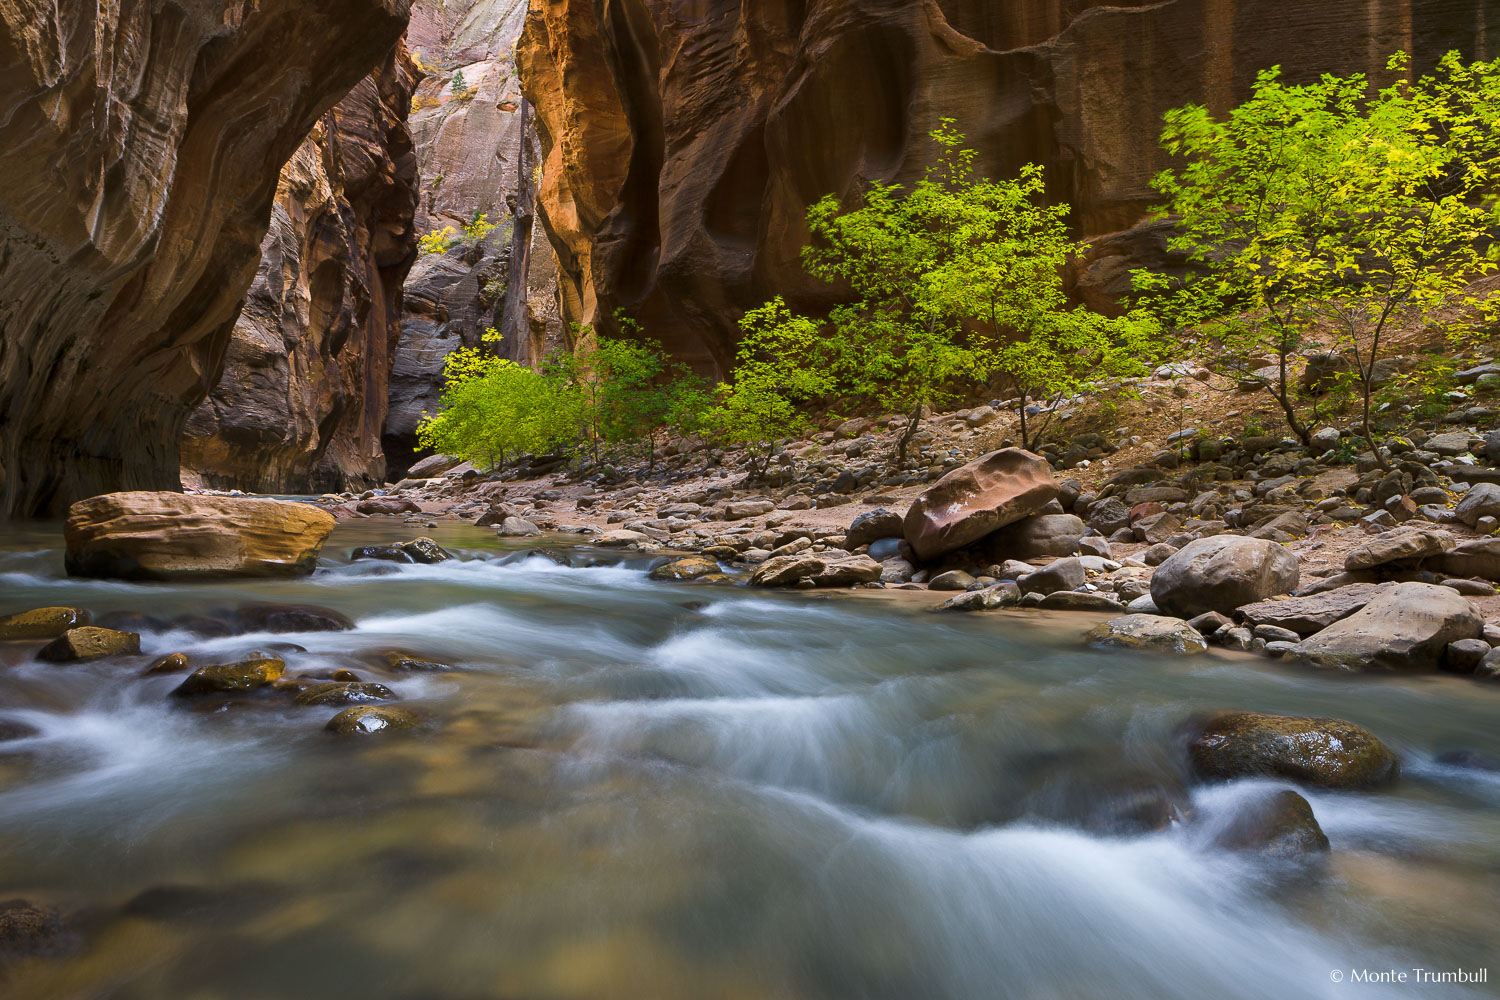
top-left (804, 121), bottom-right (1154, 457)
top-left (701, 298), bottom-right (834, 480)
top-left (1140, 51), bottom-right (1500, 464)
top-left (417, 331), bottom-right (580, 468)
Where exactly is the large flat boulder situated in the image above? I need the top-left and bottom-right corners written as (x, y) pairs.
top-left (1234, 583), bottom-right (1391, 636)
top-left (750, 552), bottom-right (880, 588)
top-left (1149, 536), bottom-right (1299, 618)
top-left (1344, 527), bottom-right (1454, 572)
top-left (1290, 582), bottom-right (1483, 671)
top-left (903, 449), bottom-right (1059, 562)
top-left (65, 492), bottom-right (334, 581)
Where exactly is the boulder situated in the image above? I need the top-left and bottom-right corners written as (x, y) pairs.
top-left (1436, 538), bottom-right (1500, 582)
top-left (750, 552), bottom-right (880, 588)
top-left (1036, 591), bottom-right (1125, 612)
top-left (844, 509), bottom-right (905, 550)
top-left (351, 537), bottom-right (452, 564)
top-left (1085, 614), bottom-right (1207, 654)
top-left (1086, 497), bottom-right (1132, 535)
top-left (406, 453), bottom-right (462, 478)
top-left (1454, 483), bottom-right (1500, 526)
top-left (497, 516), bottom-right (544, 537)
top-left (596, 530), bottom-right (650, 547)
top-left (932, 583), bottom-right (1020, 612)
top-left (1186, 710), bottom-right (1399, 788)
top-left (1344, 527), bottom-right (1455, 571)
top-left (648, 556), bottom-right (720, 581)
top-left (929, 570), bottom-right (976, 591)
top-left (0, 607), bottom-right (92, 640)
top-left (1150, 537), bottom-right (1300, 618)
top-left (36, 627), bottom-right (141, 662)
top-left (231, 603), bottom-right (354, 633)
top-left (292, 681), bottom-right (398, 706)
top-left (1209, 789), bottom-right (1330, 858)
top-left (355, 497), bottom-right (422, 515)
top-left (903, 449), bottom-right (1059, 561)
top-left (1444, 638), bottom-right (1493, 674)
top-left (1290, 582), bottom-right (1483, 670)
top-left (723, 500), bottom-right (775, 520)
top-left (65, 492), bottom-right (334, 580)
top-left (171, 657), bottom-right (287, 696)
top-left (1235, 584), bottom-right (1390, 636)
top-left (981, 514), bottom-right (1086, 561)
top-left (326, 705), bottom-right (419, 734)
top-left (1018, 557), bottom-right (1086, 596)
top-left (807, 554), bottom-right (883, 587)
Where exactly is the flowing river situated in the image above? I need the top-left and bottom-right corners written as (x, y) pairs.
top-left (1, 519), bottom-right (1498, 998)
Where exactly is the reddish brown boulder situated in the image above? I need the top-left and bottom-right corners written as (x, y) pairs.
top-left (903, 449), bottom-right (1059, 562)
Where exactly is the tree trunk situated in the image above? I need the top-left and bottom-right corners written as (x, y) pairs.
top-left (497, 97), bottom-right (536, 363)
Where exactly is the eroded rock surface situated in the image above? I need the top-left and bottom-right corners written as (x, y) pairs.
top-left (180, 47), bottom-right (421, 493)
top-left (0, 0), bottom-right (412, 516)
top-left (517, 0), bottom-right (1493, 371)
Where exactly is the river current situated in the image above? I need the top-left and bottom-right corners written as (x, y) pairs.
top-left (0, 520), bottom-right (1497, 998)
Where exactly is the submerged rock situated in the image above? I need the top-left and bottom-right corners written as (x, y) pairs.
top-left (1186, 711), bottom-right (1399, 789)
top-left (376, 650), bottom-right (453, 673)
top-left (65, 493), bottom-right (334, 580)
top-left (0, 607), bottom-right (92, 640)
top-left (326, 705), bottom-right (419, 735)
top-left (171, 657), bottom-right (287, 697)
top-left (1085, 615), bottom-right (1207, 654)
top-left (1210, 789), bottom-right (1331, 858)
top-left (36, 626), bottom-right (141, 662)
top-left (0, 898), bottom-right (79, 959)
top-left (144, 652), bottom-right (192, 675)
top-left (231, 603), bottom-right (355, 633)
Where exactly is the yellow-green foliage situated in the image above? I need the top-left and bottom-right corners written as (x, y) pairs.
top-left (418, 226), bottom-right (458, 255)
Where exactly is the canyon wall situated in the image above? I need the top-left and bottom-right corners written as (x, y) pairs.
top-left (386, 0), bottom-right (565, 478)
top-left (517, 0), bottom-right (1500, 375)
top-left (179, 48), bottom-right (421, 494)
top-left (0, 0), bottom-right (411, 517)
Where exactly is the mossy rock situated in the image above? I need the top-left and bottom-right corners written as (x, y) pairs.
top-left (171, 657), bottom-right (286, 697)
top-left (0, 606), bottom-right (91, 640)
top-left (325, 705), bottom-right (419, 735)
top-left (1187, 710), bottom-right (1398, 789)
top-left (36, 626), bottom-right (140, 662)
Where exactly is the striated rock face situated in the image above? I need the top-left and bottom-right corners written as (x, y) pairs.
top-left (518, 0), bottom-right (1497, 372)
top-left (385, 0), bottom-right (565, 478)
top-left (0, 0), bottom-right (412, 517)
top-left (180, 47), bottom-right (421, 493)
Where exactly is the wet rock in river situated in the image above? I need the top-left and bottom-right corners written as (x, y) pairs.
top-left (0, 898), bottom-right (79, 959)
top-left (1186, 711), bottom-right (1399, 789)
top-left (351, 536), bottom-right (452, 564)
top-left (932, 582), bottom-right (1021, 612)
top-left (1210, 789), bottom-right (1330, 858)
top-left (0, 720), bottom-right (39, 742)
top-left (144, 652), bottom-right (192, 674)
top-left (293, 681), bottom-right (398, 707)
top-left (231, 603), bottom-right (355, 633)
top-left (649, 556), bottom-right (720, 581)
top-left (376, 650), bottom-right (453, 673)
top-left (36, 626), bottom-right (141, 662)
top-left (1085, 614), bottom-right (1207, 654)
top-left (326, 705), bottom-right (419, 735)
top-left (0, 606), bottom-right (92, 640)
top-left (171, 657), bottom-right (286, 696)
